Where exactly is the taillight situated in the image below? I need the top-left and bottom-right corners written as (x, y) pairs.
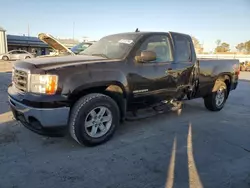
top-left (233, 64), bottom-right (240, 76)
top-left (236, 70), bottom-right (240, 76)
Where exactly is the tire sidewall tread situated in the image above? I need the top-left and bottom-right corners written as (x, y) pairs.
top-left (204, 80), bottom-right (227, 111)
top-left (69, 93), bottom-right (120, 146)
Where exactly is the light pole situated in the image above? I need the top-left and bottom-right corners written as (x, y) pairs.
top-left (73, 22), bottom-right (75, 40)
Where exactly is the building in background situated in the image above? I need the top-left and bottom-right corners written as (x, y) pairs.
top-left (0, 26), bottom-right (8, 54)
top-left (7, 35), bottom-right (51, 56)
top-left (6, 35), bottom-right (82, 55)
top-left (1, 24), bottom-right (91, 56)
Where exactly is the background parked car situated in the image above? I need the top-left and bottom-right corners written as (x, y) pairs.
top-left (0, 50), bottom-right (34, 61)
top-left (70, 41), bottom-right (94, 54)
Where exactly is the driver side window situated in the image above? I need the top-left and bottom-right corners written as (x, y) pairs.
top-left (137, 35), bottom-right (173, 63)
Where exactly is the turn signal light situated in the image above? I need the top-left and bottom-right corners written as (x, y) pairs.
top-left (45, 75), bottom-right (58, 94)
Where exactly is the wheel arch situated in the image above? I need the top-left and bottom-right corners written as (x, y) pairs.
top-left (215, 74), bottom-right (231, 98)
top-left (68, 82), bottom-right (127, 121)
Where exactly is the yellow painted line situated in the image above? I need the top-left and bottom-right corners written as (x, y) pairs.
top-left (165, 137), bottom-right (177, 188)
top-left (187, 123), bottom-right (203, 188)
top-left (0, 111), bottom-right (13, 124)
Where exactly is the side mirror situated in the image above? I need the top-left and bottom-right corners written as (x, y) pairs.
top-left (135, 50), bottom-right (156, 63)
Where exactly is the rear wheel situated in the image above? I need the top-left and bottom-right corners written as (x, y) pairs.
top-left (2, 56), bottom-right (9, 61)
top-left (204, 80), bottom-right (227, 111)
top-left (69, 93), bottom-right (120, 146)
top-left (25, 56), bottom-right (31, 59)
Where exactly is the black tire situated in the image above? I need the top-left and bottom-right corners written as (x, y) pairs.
top-left (204, 80), bottom-right (227, 111)
top-left (69, 93), bottom-right (120, 146)
top-left (25, 56), bottom-right (31, 59)
top-left (2, 56), bottom-right (9, 61)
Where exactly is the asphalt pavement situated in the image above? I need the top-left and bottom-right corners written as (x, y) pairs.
top-left (0, 63), bottom-right (250, 188)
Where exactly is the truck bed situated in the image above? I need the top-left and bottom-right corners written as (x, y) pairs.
top-left (197, 58), bottom-right (239, 97)
top-left (198, 58), bottom-right (239, 74)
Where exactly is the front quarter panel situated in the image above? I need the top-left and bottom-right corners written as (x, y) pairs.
top-left (58, 65), bottom-right (129, 97)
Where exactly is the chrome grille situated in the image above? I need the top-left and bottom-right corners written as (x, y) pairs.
top-left (13, 69), bottom-right (28, 92)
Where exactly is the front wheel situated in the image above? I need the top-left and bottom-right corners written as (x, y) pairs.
top-left (69, 93), bottom-right (120, 146)
top-left (204, 80), bottom-right (227, 111)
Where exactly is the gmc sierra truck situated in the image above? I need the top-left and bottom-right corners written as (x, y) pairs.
top-left (8, 31), bottom-right (240, 146)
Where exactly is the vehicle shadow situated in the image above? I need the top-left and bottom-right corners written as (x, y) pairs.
top-left (0, 113), bottom-right (198, 188)
top-left (1, 101), bottom-right (249, 188)
top-left (0, 111), bottom-right (208, 188)
top-left (239, 79), bottom-right (250, 82)
top-left (0, 69), bottom-right (249, 187)
top-left (0, 119), bottom-right (20, 146)
top-left (0, 72), bottom-right (11, 115)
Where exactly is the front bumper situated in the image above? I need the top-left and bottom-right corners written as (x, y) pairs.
top-left (9, 96), bottom-right (70, 136)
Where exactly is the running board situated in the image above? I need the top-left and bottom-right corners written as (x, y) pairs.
top-left (125, 100), bottom-right (183, 121)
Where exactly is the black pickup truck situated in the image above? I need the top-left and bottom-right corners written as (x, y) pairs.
top-left (8, 31), bottom-right (240, 146)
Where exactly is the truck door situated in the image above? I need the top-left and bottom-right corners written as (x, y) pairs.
top-left (129, 34), bottom-right (176, 100)
top-left (166, 32), bottom-right (197, 98)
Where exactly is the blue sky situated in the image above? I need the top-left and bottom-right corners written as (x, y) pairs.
top-left (1, 0), bottom-right (249, 51)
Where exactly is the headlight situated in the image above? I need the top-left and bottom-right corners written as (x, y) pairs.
top-left (30, 74), bottom-right (58, 95)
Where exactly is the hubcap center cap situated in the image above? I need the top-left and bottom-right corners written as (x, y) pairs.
top-left (95, 117), bottom-right (102, 125)
top-left (85, 106), bottom-right (113, 138)
top-left (216, 88), bottom-right (225, 106)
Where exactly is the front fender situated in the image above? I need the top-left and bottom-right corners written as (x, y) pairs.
top-left (62, 70), bottom-right (128, 96)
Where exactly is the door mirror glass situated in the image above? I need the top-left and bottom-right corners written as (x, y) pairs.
top-left (135, 50), bottom-right (156, 63)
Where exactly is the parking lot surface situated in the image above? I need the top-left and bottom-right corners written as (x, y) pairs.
top-left (0, 64), bottom-right (250, 188)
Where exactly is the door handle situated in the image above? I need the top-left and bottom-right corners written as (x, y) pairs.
top-left (166, 68), bottom-right (180, 77)
top-left (166, 68), bottom-right (173, 73)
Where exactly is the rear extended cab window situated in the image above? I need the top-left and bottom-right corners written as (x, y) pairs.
top-left (174, 35), bottom-right (192, 62)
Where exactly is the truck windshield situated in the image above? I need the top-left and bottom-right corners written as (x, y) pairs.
top-left (80, 33), bottom-right (140, 59)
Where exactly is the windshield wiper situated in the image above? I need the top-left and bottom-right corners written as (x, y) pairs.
top-left (91, 53), bottom-right (109, 58)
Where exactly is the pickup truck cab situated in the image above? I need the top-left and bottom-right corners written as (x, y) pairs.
top-left (8, 31), bottom-right (240, 146)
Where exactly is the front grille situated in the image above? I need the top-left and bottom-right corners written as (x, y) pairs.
top-left (13, 69), bottom-right (28, 92)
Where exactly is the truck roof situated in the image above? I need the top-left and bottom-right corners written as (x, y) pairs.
top-left (107, 31), bottom-right (191, 37)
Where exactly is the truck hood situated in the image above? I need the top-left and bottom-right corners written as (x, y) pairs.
top-left (38, 33), bottom-right (75, 55)
top-left (14, 55), bottom-right (108, 70)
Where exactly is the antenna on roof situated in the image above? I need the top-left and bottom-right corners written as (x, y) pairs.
top-left (135, 28), bottom-right (140, 32)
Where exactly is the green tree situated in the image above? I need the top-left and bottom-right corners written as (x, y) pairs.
top-left (221, 42), bottom-right (230, 52)
top-left (192, 36), bottom-right (203, 53)
top-left (245, 40), bottom-right (250, 54)
top-left (235, 43), bottom-right (245, 53)
top-left (215, 42), bottom-right (230, 53)
top-left (215, 39), bottom-right (221, 47)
